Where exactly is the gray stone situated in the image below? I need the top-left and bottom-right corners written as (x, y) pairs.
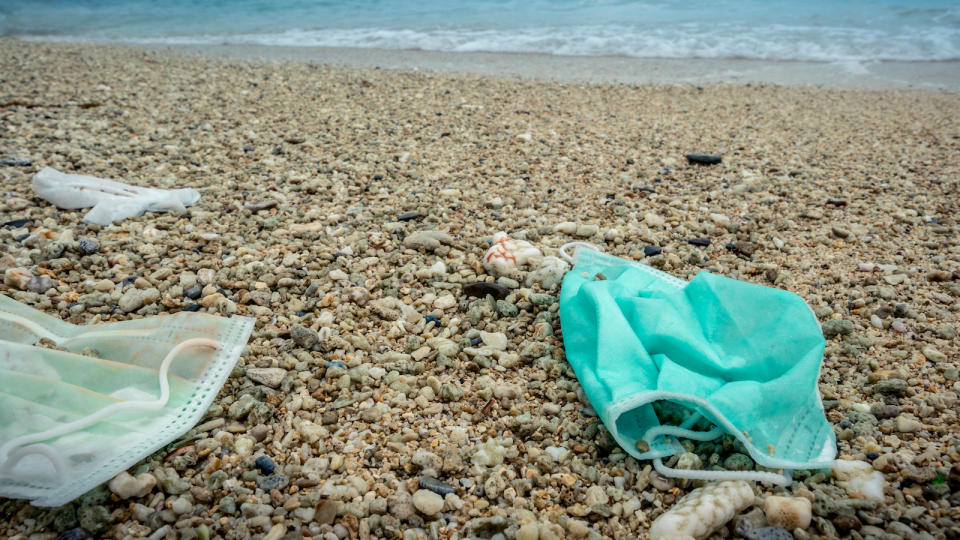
top-left (873, 378), bottom-right (908, 395)
top-left (246, 367), bottom-right (287, 388)
top-left (822, 319), bottom-right (854, 338)
top-left (404, 230), bottom-right (453, 251)
top-left (256, 474), bottom-right (289, 491)
top-left (27, 275), bottom-right (54, 293)
top-left (77, 237), bottom-right (99, 255)
top-left (495, 300), bottom-right (519, 317)
top-left (290, 324), bottom-right (318, 349)
top-left (465, 516), bottom-right (516, 539)
top-left (229, 394), bottom-right (257, 419)
top-left (118, 288), bottom-right (144, 313)
top-left (42, 241), bottom-right (66, 260)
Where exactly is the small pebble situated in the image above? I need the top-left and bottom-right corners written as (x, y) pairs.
top-left (643, 245), bottom-right (662, 256)
top-left (685, 153), bottom-right (722, 164)
top-left (462, 281), bottom-right (510, 300)
top-left (77, 237), bottom-right (100, 254)
top-left (398, 211), bottom-right (424, 221)
top-left (412, 489), bottom-right (444, 516)
top-left (419, 476), bottom-right (456, 496)
top-left (255, 455), bottom-right (276, 475)
top-left (0, 156), bottom-right (32, 167)
top-left (764, 496), bottom-right (812, 530)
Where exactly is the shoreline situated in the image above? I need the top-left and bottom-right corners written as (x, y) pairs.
top-left (17, 38), bottom-right (960, 91)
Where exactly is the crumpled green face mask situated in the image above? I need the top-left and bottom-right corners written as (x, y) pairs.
top-left (558, 245), bottom-right (836, 484)
top-left (0, 294), bottom-right (254, 506)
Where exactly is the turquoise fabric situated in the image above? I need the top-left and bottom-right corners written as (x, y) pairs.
top-left (559, 249), bottom-right (836, 474)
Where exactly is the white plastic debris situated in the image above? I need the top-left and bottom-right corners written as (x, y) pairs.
top-left (649, 480), bottom-right (755, 540)
top-left (482, 232), bottom-right (543, 276)
top-left (32, 167), bottom-right (201, 226)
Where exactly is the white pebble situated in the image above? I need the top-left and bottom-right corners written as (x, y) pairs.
top-left (197, 268), bottom-right (216, 285)
top-left (479, 331), bottom-right (508, 350)
top-left (554, 221), bottom-right (577, 234)
top-left (517, 522), bottom-right (540, 540)
top-left (644, 213), bottom-right (665, 227)
top-left (170, 497), bottom-right (193, 515)
top-left (433, 294), bottom-right (456, 310)
top-left (108, 471), bottom-right (157, 499)
top-left (412, 489), bottom-right (444, 515)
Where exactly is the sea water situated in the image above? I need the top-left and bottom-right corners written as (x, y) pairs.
top-left (2, 0), bottom-right (958, 63)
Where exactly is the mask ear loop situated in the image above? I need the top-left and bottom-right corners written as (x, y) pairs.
top-left (642, 413), bottom-right (793, 486)
top-left (0, 337), bottom-right (221, 468)
top-left (0, 444), bottom-right (66, 484)
top-left (558, 242), bottom-right (601, 266)
top-left (653, 457), bottom-right (792, 486)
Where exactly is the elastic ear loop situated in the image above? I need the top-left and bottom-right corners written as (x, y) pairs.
top-left (642, 414), bottom-right (793, 486)
top-left (0, 444), bottom-right (66, 484)
top-left (0, 337), bottom-right (221, 481)
top-left (558, 242), bottom-right (601, 265)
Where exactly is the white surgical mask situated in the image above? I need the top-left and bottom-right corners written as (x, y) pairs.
top-left (0, 294), bottom-right (253, 506)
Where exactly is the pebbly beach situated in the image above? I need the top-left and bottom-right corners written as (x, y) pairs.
top-left (1, 38), bottom-right (959, 539)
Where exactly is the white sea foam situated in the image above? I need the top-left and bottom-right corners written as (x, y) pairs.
top-left (25, 23), bottom-right (960, 62)
top-left (7, 0), bottom-right (960, 63)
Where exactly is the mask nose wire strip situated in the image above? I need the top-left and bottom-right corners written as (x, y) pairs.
top-left (654, 457), bottom-right (792, 486)
top-left (559, 242), bottom-right (601, 265)
top-left (0, 337), bottom-right (221, 466)
top-left (0, 444), bottom-right (66, 484)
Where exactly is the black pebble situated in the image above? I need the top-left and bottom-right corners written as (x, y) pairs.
top-left (182, 304), bottom-right (201, 312)
top-left (866, 451), bottom-right (880, 460)
top-left (425, 314), bottom-right (440, 325)
top-left (470, 337), bottom-right (482, 347)
top-left (462, 281), bottom-right (510, 300)
top-left (57, 529), bottom-right (88, 540)
top-left (685, 153), bottom-right (722, 165)
top-left (688, 238), bottom-right (711, 247)
top-left (397, 211), bottom-right (424, 221)
top-left (184, 285), bottom-right (203, 300)
top-left (120, 276), bottom-right (138, 288)
top-left (77, 237), bottom-right (99, 255)
top-left (1, 156), bottom-right (32, 167)
top-left (2, 218), bottom-right (33, 228)
top-left (254, 455), bottom-right (276, 474)
top-left (642, 245), bottom-right (662, 257)
top-left (419, 475), bottom-right (457, 496)
top-left (839, 419), bottom-right (852, 428)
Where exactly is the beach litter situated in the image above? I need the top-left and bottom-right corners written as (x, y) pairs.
top-left (558, 243), bottom-right (837, 485)
top-left (32, 167), bottom-right (201, 225)
top-left (0, 294), bottom-right (253, 506)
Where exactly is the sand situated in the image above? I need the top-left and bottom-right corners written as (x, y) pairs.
top-left (1, 39), bottom-right (959, 539)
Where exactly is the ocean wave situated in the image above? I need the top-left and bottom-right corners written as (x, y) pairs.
top-left (27, 23), bottom-right (960, 62)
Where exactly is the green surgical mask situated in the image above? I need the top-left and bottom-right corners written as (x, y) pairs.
top-left (0, 294), bottom-right (254, 506)
top-left (558, 245), bottom-right (836, 485)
